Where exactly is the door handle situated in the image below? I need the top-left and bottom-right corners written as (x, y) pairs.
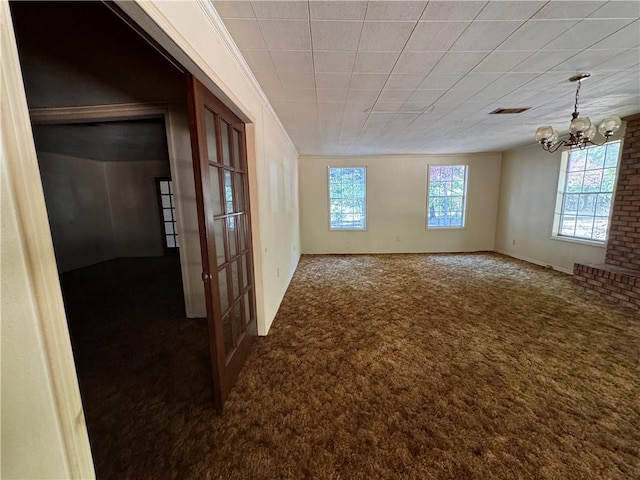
top-left (202, 272), bottom-right (212, 282)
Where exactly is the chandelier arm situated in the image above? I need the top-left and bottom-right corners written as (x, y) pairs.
top-left (547, 140), bottom-right (567, 153)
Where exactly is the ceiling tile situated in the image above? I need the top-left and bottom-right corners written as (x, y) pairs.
top-left (317, 101), bottom-right (345, 115)
top-left (350, 73), bottom-right (389, 89)
top-left (317, 88), bottom-right (348, 102)
top-left (405, 21), bottom-right (470, 51)
top-left (496, 20), bottom-right (579, 50)
top-left (591, 19), bottom-right (640, 49)
top-left (400, 101), bottom-right (430, 112)
top-left (393, 51), bottom-right (443, 75)
top-left (270, 50), bottom-right (314, 72)
top-left (221, 18), bottom-right (266, 49)
top-left (510, 50), bottom-right (581, 73)
top-left (420, 1), bottom-right (487, 21)
top-left (353, 52), bottom-right (401, 73)
top-left (377, 89), bottom-right (414, 103)
top-left (213, 1), bottom-right (255, 18)
top-left (451, 20), bottom-right (524, 51)
top-left (359, 22), bottom-right (416, 51)
top-left (406, 89), bottom-right (445, 109)
top-left (258, 19), bottom-right (311, 50)
top-left (315, 72), bottom-right (351, 89)
top-left (373, 102), bottom-right (404, 112)
top-left (454, 73), bottom-right (503, 90)
top-left (532, 1), bottom-right (606, 19)
top-left (365, 1), bottom-right (428, 21)
top-left (475, 1), bottom-right (547, 21)
top-left (311, 21), bottom-right (362, 51)
top-left (309, 0), bottom-right (368, 20)
top-left (419, 73), bottom-right (465, 89)
top-left (552, 48), bottom-right (629, 72)
top-left (385, 73), bottom-right (426, 89)
top-left (431, 52), bottom-right (489, 74)
top-left (240, 49), bottom-right (276, 72)
top-left (472, 50), bottom-right (533, 73)
top-left (588, 1), bottom-right (640, 18)
top-left (279, 71), bottom-right (315, 89)
top-left (596, 48), bottom-right (640, 70)
top-left (347, 89), bottom-right (382, 103)
top-left (252, 70), bottom-right (281, 89)
top-left (544, 19), bottom-right (634, 50)
top-left (313, 51), bottom-right (357, 73)
top-left (251, 1), bottom-right (309, 19)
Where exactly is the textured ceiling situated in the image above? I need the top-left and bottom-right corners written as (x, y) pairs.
top-left (212, 0), bottom-right (640, 155)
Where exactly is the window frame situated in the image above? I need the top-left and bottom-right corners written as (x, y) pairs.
top-left (426, 164), bottom-right (469, 230)
top-left (551, 140), bottom-right (622, 245)
top-left (156, 177), bottom-right (179, 253)
top-left (327, 166), bottom-right (367, 231)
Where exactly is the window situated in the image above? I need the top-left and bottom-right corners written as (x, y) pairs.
top-left (156, 178), bottom-right (178, 249)
top-left (554, 141), bottom-right (621, 242)
top-left (328, 167), bottom-right (366, 230)
top-left (427, 165), bottom-right (468, 228)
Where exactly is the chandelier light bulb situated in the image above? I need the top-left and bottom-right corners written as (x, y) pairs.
top-left (570, 116), bottom-right (592, 136)
top-left (549, 129), bottom-right (560, 143)
top-left (583, 125), bottom-right (597, 140)
top-left (598, 116), bottom-right (622, 137)
top-left (535, 126), bottom-right (554, 142)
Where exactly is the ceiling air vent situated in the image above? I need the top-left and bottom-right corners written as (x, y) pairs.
top-left (490, 108), bottom-right (530, 114)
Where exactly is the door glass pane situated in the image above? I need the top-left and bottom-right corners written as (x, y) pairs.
top-left (224, 171), bottom-right (234, 214)
top-left (234, 173), bottom-right (245, 212)
top-left (233, 304), bottom-right (245, 335)
top-left (244, 292), bottom-right (252, 326)
top-left (228, 218), bottom-right (237, 258)
top-left (232, 129), bottom-right (241, 169)
top-left (221, 121), bottom-right (231, 166)
top-left (209, 166), bottom-right (223, 216)
top-left (222, 313), bottom-right (233, 356)
top-left (237, 214), bottom-right (245, 253)
top-left (214, 218), bottom-right (226, 266)
top-left (218, 266), bottom-right (230, 315)
top-left (205, 109), bottom-right (219, 163)
top-left (231, 259), bottom-right (241, 301)
top-left (242, 254), bottom-right (249, 289)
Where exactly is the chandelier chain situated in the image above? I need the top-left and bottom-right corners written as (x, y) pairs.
top-left (574, 80), bottom-right (581, 115)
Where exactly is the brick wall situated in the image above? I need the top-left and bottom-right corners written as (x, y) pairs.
top-left (574, 114), bottom-right (640, 310)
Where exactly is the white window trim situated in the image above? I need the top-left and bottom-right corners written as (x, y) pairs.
top-left (426, 163), bottom-right (469, 230)
top-left (327, 166), bottom-right (368, 232)
top-left (551, 141), bottom-right (622, 245)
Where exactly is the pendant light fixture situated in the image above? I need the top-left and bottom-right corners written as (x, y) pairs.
top-left (534, 74), bottom-right (622, 153)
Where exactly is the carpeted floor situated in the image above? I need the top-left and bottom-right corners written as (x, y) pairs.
top-left (62, 253), bottom-right (639, 480)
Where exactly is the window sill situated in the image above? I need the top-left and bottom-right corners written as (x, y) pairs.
top-left (549, 235), bottom-right (606, 248)
top-left (426, 226), bottom-right (467, 231)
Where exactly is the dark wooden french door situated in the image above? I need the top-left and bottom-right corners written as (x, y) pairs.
top-left (187, 76), bottom-right (257, 409)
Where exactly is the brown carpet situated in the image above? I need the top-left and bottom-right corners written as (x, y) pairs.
top-left (62, 253), bottom-right (640, 480)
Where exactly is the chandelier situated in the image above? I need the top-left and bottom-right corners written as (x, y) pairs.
top-left (534, 73), bottom-right (622, 153)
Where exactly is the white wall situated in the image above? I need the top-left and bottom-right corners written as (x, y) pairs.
top-left (38, 151), bottom-right (170, 272)
top-left (495, 142), bottom-right (606, 273)
top-left (106, 160), bottom-right (170, 258)
top-left (38, 152), bottom-right (116, 271)
top-left (120, 0), bottom-right (301, 334)
top-left (299, 154), bottom-right (502, 254)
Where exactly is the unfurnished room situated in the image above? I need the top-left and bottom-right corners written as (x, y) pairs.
top-left (2, 1), bottom-right (639, 479)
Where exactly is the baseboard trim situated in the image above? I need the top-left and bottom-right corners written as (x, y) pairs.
top-left (494, 249), bottom-right (573, 275)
